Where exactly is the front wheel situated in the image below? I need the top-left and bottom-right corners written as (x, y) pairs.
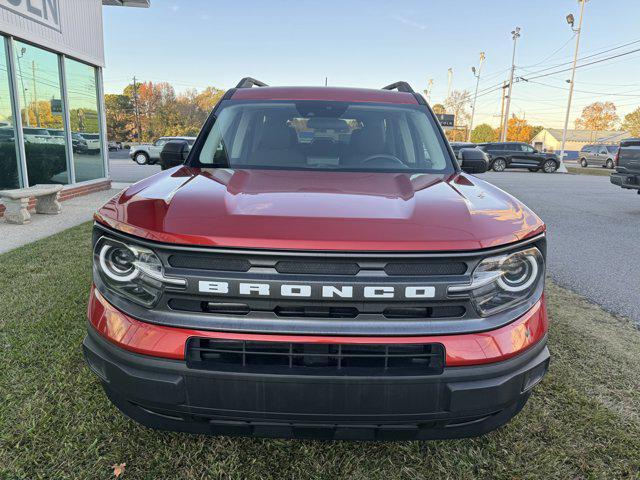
top-left (606, 159), bottom-right (614, 169)
top-left (134, 152), bottom-right (149, 165)
top-left (542, 159), bottom-right (558, 173)
top-left (492, 158), bottom-right (507, 172)
top-left (580, 158), bottom-right (588, 167)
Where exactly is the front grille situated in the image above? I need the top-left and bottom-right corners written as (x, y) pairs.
top-left (186, 338), bottom-right (445, 376)
top-left (168, 254), bottom-right (251, 272)
top-left (168, 298), bottom-right (466, 320)
top-left (275, 261), bottom-right (359, 275)
top-left (385, 261), bottom-right (467, 276)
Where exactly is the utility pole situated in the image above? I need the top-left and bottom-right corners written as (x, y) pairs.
top-left (132, 76), bottom-right (141, 143)
top-left (446, 68), bottom-right (453, 100)
top-left (325, 77), bottom-right (328, 86)
top-left (498, 81), bottom-right (507, 135)
top-left (468, 52), bottom-right (485, 141)
top-left (16, 47), bottom-right (29, 127)
top-left (424, 78), bottom-right (434, 103)
top-left (501, 27), bottom-right (521, 142)
top-left (32, 60), bottom-right (39, 127)
top-left (558, 0), bottom-right (587, 173)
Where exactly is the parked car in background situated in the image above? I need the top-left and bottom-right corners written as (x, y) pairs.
top-left (78, 133), bottom-right (101, 153)
top-left (71, 133), bottom-right (88, 153)
top-left (579, 144), bottom-right (617, 169)
top-left (23, 127), bottom-right (57, 145)
top-left (0, 126), bottom-right (15, 143)
top-left (476, 142), bottom-right (560, 173)
top-left (108, 140), bottom-right (121, 151)
top-left (610, 138), bottom-right (640, 194)
top-left (129, 136), bottom-right (196, 165)
top-left (46, 129), bottom-right (68, 146)
top-left (449, 141), bottom-right (476, 159)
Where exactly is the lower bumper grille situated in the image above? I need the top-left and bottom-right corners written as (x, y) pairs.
top-left (186, 338), bottom-right (445, 376)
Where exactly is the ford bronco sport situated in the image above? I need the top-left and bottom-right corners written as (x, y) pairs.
top-left (84, 78), bottom-right (550, 441)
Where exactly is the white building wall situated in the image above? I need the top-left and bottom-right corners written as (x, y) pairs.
top-left (0, 0), bottom-right (104, 66)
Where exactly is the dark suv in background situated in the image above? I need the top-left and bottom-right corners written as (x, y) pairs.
top-left (477, 142), bottom-right (560, 173)
top-left (579, 144), bottom-right (617, 169)
top-left (611, 138), bottom-right (640, 194)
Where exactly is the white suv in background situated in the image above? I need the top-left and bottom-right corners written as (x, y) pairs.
top-left (129, 136), bottom-right (196, 165)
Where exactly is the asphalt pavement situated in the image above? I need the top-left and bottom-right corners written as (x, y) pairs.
top-left (484, 170), bottom-right (640, 325)
top-left (108, 149), bottom-right (161, 183)
top-left (107, 151), bottom-right (640, 325)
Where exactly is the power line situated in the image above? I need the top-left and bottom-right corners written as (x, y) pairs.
top-left (519, 46), bottom-right (640, 82)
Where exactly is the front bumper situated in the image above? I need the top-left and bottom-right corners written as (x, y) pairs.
top-left (83, 290), bottom-right (550, 440)
top-left (611, 172), bottom-right (640, 190)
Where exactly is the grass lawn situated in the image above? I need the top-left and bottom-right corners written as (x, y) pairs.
top-left (566, 166), bottom-right (613, 177)
top-left (1, 223), bottom-right (640, 480)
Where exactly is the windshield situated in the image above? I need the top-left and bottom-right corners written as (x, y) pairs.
top-left (607, 146), bottom-right (618, 154)
top-left (194, 100), bottom-right (453, 173)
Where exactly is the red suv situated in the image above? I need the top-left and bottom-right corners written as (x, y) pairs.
top-left (84, 78), bottom-right (549, 440)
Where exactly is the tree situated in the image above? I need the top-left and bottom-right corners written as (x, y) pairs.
top-left (444, 90), bottom-right (471, 128)
top-left (496, 115), bottom-right (533, 142)
top-left (470, 123), bottom-right (496, 143)
top-left (432, 103), bottom-right (445, 115)
top-left (104, 94), bottom-right (134, 141)
top-left (574, 101), bottom-right (619, 131)
top-left (622, 107), bottom-right (640, 137)
top-left (109, 81), bottom-right (226, 142)
top-left (530, 125), bottom-right (544, 141)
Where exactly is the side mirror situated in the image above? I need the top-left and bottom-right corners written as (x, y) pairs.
top-left (459, 148), bottom-right (488, 174)
top-left (160, 140), bottom-right (190, 170)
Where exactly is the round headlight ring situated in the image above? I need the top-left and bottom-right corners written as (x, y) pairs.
top-left (99, 244), bottom-right (139, 282)
top-left (496, 254), bottom-right (538, 292)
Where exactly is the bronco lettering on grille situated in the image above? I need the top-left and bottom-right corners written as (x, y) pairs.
top-left (198, 281), bottom-right (435, 299)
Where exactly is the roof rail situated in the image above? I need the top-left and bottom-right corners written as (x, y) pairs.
top-left (236, 77), bottom-right (268, 88)
top-left (381, 81), bottom-right (415, 93)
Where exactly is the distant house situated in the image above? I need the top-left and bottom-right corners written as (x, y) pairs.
top-left (531, 129), bottom-right (630, 159)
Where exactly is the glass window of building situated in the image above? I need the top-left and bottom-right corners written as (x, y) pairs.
top-left (0, 36), bottom-right (20, 189)
top-left (14, 40), bottom-right (69, 185)
top-left (65, 58), bottom-right (104, 182)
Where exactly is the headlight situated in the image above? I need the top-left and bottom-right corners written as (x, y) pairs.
top-left (93, 237), bottom-right (185, 307)
top-left (449, 247), bottom-right (544, 316)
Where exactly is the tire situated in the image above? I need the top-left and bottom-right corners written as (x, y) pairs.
top-left (492, 158), bottom-right (507, 172)
top-left (542, 159), bottom-right (558, 173)
top-left (580, 158), bottom-right (588, 167)
top-left (528, 168), bottom-right (539, 172)
top-left (133, 151), bottom-right (149, 165)
top-left (606, 159), bottom-right (614, 169)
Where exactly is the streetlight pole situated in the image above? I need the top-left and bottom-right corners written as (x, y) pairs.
top-left (557, 0), bottom-right (587, 173)
top-left (501, 27), bottom-right (520, 142)
top-left (468, 52), bottom-right (485, 141)
top-left (446, 68), bottom-right (453, 101)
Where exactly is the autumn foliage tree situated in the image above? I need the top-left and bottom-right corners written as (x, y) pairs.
top-left (622, 107), bottom-right (640, 137)
top-left (574, 101), bottom-right (619, 131)
top-left (107, 81), bottom-right (226, 142)
top-left (493, 115), bottom-right (534, 142)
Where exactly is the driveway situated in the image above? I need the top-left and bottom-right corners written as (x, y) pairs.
top-left (483, 171), bottom-right (640, 325)
top-left (108, 149), bottom-right (160, 183)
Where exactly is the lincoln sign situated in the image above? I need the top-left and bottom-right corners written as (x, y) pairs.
top-left (0, 0), bottom-right (60, 31)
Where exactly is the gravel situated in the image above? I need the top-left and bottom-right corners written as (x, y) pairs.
top-left (483, 170), bottom-right (640, 325)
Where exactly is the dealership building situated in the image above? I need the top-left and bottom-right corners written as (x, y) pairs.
top-left (0, 0), bottom-right (148, 213)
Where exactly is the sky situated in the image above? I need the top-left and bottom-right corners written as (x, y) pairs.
top-left (103, 0), bottom-right (640, 129)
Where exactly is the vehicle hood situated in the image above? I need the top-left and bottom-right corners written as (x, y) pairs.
top-left (97, 167), bottom-right (545, 251)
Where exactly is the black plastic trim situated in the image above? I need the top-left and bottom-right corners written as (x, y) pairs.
top-left (83, 327), bottom-right (549, 440)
